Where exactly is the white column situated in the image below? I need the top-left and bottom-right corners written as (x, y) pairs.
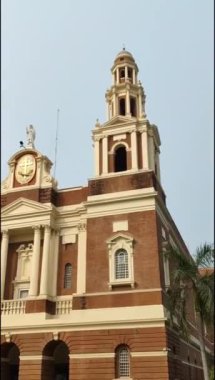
top-left (113, 93), bottom-right (116, 116)
top-left (138, 92), bottom-right (142, 118)
top-left (102, 136), bottom-right (108, 174)
top-left (131, 130), bottom-right (138, 170)
top-left (39, 225), bottom-right (51, 296)
top-left (126, 90), bottom-right (130, 116)
top-left (132, 69), bottom-right (136, 84)
top-left (94, 138), bottom-right (100, 176)
top-left (29, 226), bottom-right (41, 297)
top-left (149, 135), bottom-right (155, 170)
top-left (1, 230), bottom-right (9, 299)
top-left (141, 130), bottom-right (149, 170)
top-left (125, 66), bottom-right (128, 79)
top-left (112, 72), bottom-right (115, 85)
top-left (106, 100), bottom-right (109, 120)
top-left (51, 229), bottom-right (60, 297)
top-left (156, 152), bottom-right (161, 182)
top-left (77, 222), bottom-right (87, 293)
top-left (116, 68), bottom-right (119, 84)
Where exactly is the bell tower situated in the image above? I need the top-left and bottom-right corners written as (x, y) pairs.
top-left (92, 49), bottom-right (161, 182)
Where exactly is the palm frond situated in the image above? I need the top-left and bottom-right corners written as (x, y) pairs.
top-left (167, 246), bottom-right (197, 284)
top-left (194, 243), bottom-right (214, 268)
top-left (196, 273), bottom-right (214, 325)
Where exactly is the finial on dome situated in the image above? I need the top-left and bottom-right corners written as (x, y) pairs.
top-left (122, 43), bottom-right (126, 51)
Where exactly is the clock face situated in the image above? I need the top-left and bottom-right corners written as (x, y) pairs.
top-left (15, 154), bottom-right (36, 184)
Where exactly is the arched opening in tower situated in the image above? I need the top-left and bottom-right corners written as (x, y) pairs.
top-left (1, 342), bottom-right (20, 380)
top-left (114, 146), bottom-right (127, 172)
top-left (119, 68), bottom-right (125, 82)
top-left (127, 68), bottom-right (132, 82)
top-left (41, 340), bottom-right (69, 380)
top-left (119, 98), bottom-right (126, 116)
top-left (130, 97), bottom-right (136, 117)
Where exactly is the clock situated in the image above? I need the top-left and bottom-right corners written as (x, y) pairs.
top-left (15, 154), bottom-right (36, 184)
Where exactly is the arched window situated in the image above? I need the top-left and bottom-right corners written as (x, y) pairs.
top-left (114, 146), bottom-right (127, 172)
top-left (42, 340), bottom-right (69, 380)
top-left (64, 264), bottom-right (72, 289)
top-left (115, 345), bottom-right (130, 378)
top-left (119, 98), bottom-right (126, 115)
top-left (115, 249), bottom-right (129, 279)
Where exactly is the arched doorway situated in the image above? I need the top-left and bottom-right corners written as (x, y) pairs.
top-left (1, 342), bottom-right (20, 380)
top-left (42, 340), bottom-right (69, 380)
top-left (114, 146), bottom-right (127, 172)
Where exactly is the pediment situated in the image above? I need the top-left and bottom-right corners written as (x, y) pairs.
top-left (2, 197), bottom-right (51, 218)
top-left (106, 232), bottom-right (133, 244)
top-left (102, 115), bottom-right (134, 128)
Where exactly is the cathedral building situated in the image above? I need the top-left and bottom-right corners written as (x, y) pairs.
top-left (1, 49), bottom-right (213, 380)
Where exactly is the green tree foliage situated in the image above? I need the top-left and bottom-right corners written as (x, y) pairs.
top-left (166, 243), bottom-right (214, 380)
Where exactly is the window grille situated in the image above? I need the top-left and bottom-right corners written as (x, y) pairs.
top-left (116, 345), bottom-right (130, 377)
top-left (64, 263), bottom-right (72, 288)
top-left (115, 250), bottom-right (129, 279)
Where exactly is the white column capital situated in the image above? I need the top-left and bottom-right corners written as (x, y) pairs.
top-left (78, 222), bottom-right (87, 232)
top-left (32, 225), bottom-right (41, 231)
top-left (1, 229), bottom-right (9, 236)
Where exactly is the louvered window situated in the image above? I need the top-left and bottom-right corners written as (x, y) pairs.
top-left (64, 263), bottom-right (72, 288)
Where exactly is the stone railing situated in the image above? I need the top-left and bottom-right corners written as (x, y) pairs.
top-left (55, 299), bottom-right (73, 315)
top-left (1, 300), bottom-right (26, 315)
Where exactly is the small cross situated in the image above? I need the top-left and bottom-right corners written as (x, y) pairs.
top-left (19, 156), bottom-right (34, 177)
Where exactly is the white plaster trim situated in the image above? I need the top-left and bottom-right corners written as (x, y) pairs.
top-left (20, 355), bottom-right (53, 361)
top-left (2, 305), bottom-right (166, 333)
top-left (131, 351), bottom-right (168, 357)
top-left (69, 353), bottom-right (115, 359)
top-left (1, 321), bottom-right (166, 335)
top-left (89, 168), bottom-right (152, 181)
top-left (58, 187), bottom-right (83, 193)
top-left (113, 134), bottom-right (126, 141)
top-left (110, 141), bottom-right (130, 154)
top-left (87, 187), bottom-right (155, 202)
top-left (69, 351), bottom-right (169, 359)
top-left (74, 288), bottom-right (162, 297)
top-left (86, 190), bottom-right (156, 218)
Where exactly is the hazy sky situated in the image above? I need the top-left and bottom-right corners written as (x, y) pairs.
top-left (2, 0), bottom-right (214, 254)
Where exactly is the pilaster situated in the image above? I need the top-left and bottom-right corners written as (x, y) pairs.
top-left (39, 225), bottom-right (51, 296)
top-left (29, 225), bottom-right (41, 297)
top-left (76, 222), bottom-right (87, 294)
top-left (1, 230), bottom-right (9, 299)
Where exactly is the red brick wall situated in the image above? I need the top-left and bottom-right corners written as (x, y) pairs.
top-left (86, 210), bottom-right (161, 293)
top-left (57, 240), bottom-right (78, 296)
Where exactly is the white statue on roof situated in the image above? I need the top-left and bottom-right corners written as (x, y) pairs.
top-left (26, 124), bottom-right (36, 148)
